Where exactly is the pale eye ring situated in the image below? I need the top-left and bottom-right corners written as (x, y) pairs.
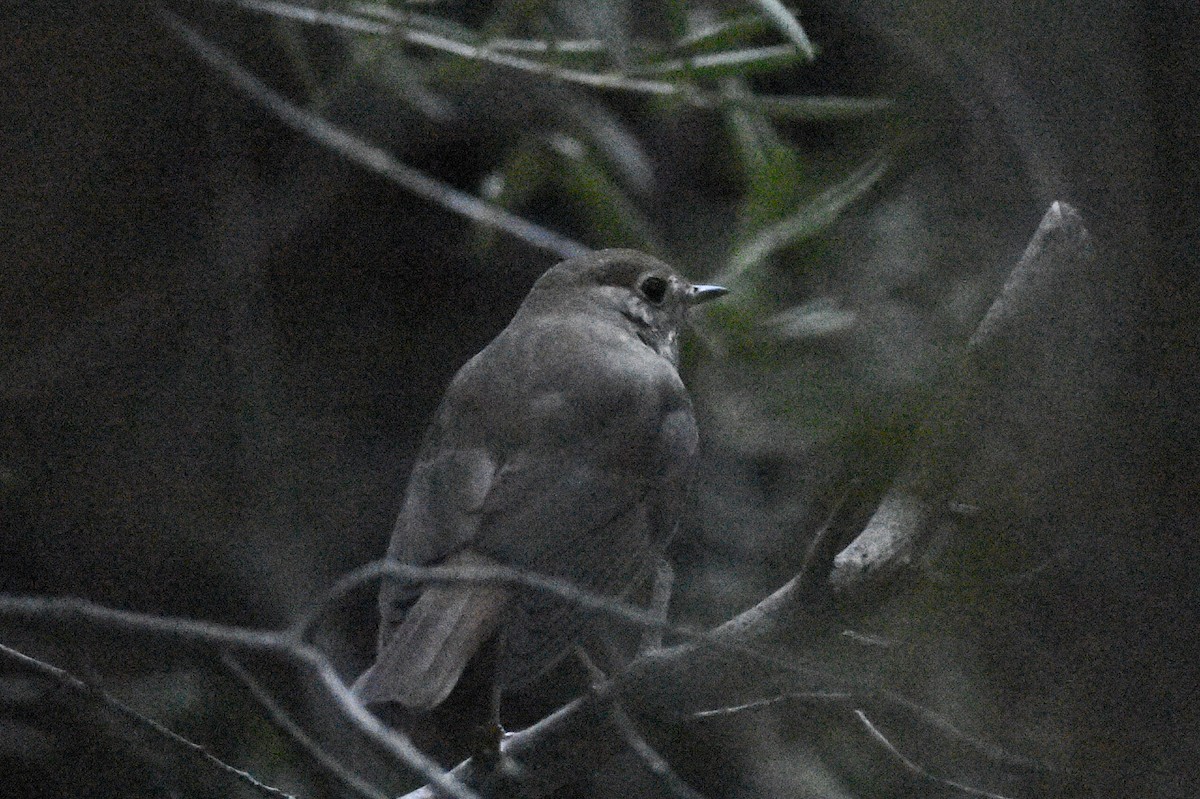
top-left (639, 275), bottom-right (668, 304)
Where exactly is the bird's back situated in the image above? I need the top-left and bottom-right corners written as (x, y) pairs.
top-left (358, 250), bottom-right (717, 707)
top-left (389, 304), bottom-right (696, 686)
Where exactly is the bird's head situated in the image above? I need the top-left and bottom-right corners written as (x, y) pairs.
top-left (524, 249), bottom-right (727, 364)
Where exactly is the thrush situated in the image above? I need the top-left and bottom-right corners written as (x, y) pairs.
top-left (353, 249), bottom-right (726, 712)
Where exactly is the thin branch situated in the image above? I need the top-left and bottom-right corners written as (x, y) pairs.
top-left (292, 558), bottom-right (839, 686)
top-left (222, 654), bottom-right (391, 799)
top-left (692, 687), bottom-right (1047, 775)
top-left (733, 94), bottom-right (893, 121)
top-left (0, 482), bottom-right (1043, 799)
top-left (308, 658), bottom-right (481, 799)
top-left (395, 562), bottom-right (1048, 799)
top-left (610, 704), bottom-right (709, 799)
top-left (292, 559), bottom-right (668, 641)
top-left (216, 0), bottom-right (681, 93)
top-left (576, 648), bottom-right (706, 799)
top-left (637, 44), bottom-right (805, 79)
top-left (854, 710), bottom-right (1018, 799)
top-left (0, 594), bottom-right (296, 653)
top-left (725, 155), bottom-right (889, 279)
top-left (395, 568), bottom-right (844, 798)
top-left (241, 0), bottom-right (389, 33)
top-left (0, 595), bottom-right (480, 799)
top-left (796, 481), bottom-right (858, 590)
top-left (156, 7), bottom-right (590, 261)
top-left (0, 571), bottom-right (1047, 799)
top-left (204, 0), bottom-right (875, 120)
top-left (0, 641), bottom-right (296, 799)
top-left (879, 693), bottom-right (1050, 774)
top-left (691, 690), bottom-right (854, 719)
top-left (475, 37), bottom-right (606, 57)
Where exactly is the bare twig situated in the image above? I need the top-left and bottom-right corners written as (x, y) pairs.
top-left (209, 0), bottom-right (682, 93)
top-left (296, 559), bottom-right (830, 679)
top-left (156, 8), bottom-right (590, 261)
top-left (222, 654), bottom-right (391, 799)
top-left (395, 564), bottom-right (1046, 799)
top-left (0, 642), bottom-right (296, 799)
top-left (854, 710), bottom-right (1017, 799)
top-left (0, 475), bottom-right (1043, 799)
top-left (691, 688), bottom-right (1047, 775)
top-left (830, 202), bottom-right (1097, 596)
top-left (0, 595), bottom-right (479, 799)
top-left (691, 690), bottom-right (854, 719)
top-left (292, 559), bottom-right (671, 641)
top-left (198, 0), bottom-right (880, 120)
top-left (0, 594), bottom-right (295, 653)
top-left (221, 0), bottom-right (734, 95)
top-left (610, 704), bottom-right (709, 799)
top-left (0, 561), bottom-right (1046, 799)
top-left (796, 481), bottom-right (860, 591)
top-left (395, 569), bottom-right (844, 798)
top-left (576, 648), bottom-right (707, 799)
top-left (879, 694), bottom-right (1048, 774)
top-left (307, 660), bottom-right (479, 799)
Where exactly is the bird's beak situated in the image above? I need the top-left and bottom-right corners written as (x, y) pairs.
top-left (687, 284), bottom-right (730, 305)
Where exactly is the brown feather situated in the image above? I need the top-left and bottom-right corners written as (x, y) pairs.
top-left (352, 550), bottom-right (510, 709)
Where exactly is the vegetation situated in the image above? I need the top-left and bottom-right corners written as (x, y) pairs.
top-left (0, 2), bottom-right (1187, 799)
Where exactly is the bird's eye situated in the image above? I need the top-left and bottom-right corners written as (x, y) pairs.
top-left (639, 275), bottom-right (668, 304)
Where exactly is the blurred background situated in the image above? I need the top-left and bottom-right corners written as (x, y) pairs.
top-left (1, 1), bottom-right (1196, 797)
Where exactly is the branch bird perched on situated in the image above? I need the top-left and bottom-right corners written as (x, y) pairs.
top-left (353, 249), bottom-right (727, 717)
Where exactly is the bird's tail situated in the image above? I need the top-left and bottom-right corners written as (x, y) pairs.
top-left (352, 550), bottom-right (510, 710)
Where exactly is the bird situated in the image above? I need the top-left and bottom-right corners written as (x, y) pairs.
top-left (352, 249), bottom-right (726, 715)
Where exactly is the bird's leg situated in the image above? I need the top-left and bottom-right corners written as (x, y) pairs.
top-left (639, 557), bottom-right (674, 655)
top-left (489, 668), bottom-right (504, 733)
top-left (470, 627), bottom-right (518, 776)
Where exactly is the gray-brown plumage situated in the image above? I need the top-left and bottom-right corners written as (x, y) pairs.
top-left (352, 249), bottom-right (726, 711)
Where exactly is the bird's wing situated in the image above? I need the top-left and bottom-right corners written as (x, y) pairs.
top-left (462, 397), bottom-right (696, 685)
top-left (353, 548), bottom-right (508, 709)
top-left (358, 424), bottom-right (507, 708)
top-left (473, 395), bottom-right (698, 589)
top-left (387, 441), bottom-right (498, 570)
top-left (363, 324), bottom-right (699, 703)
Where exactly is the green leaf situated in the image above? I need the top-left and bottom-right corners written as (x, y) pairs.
top-left (470, 138), bottom-right (553, 257)
top-left (765, 297), bottom-right (859, 339)
top-left (723, 80), bottom-right (809, 237)
top-left (734, 93), bottom-right (894, 122)
top-left (726, 156), bottom-right (889, 280)
top-left (547, 135), bottom-right (661, 253)
top-left (674, 12), bottom-right (772, 52)
top-left (748, 0), bottom-right (818, 60)
top-left (659, 0), bottom-right (692, 43)
top-left (637, 44), bottom-right (805, 80)
top-left (484, 37), bottom-right (610, 70)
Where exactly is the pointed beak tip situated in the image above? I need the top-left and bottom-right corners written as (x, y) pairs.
top-left (689, 284), bottom-right (730, 305)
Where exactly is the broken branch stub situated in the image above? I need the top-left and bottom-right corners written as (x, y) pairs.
top-left (954, 200), bottom-right (1098, 520)
top-left (830, 202), bottom-right (1097, 595)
